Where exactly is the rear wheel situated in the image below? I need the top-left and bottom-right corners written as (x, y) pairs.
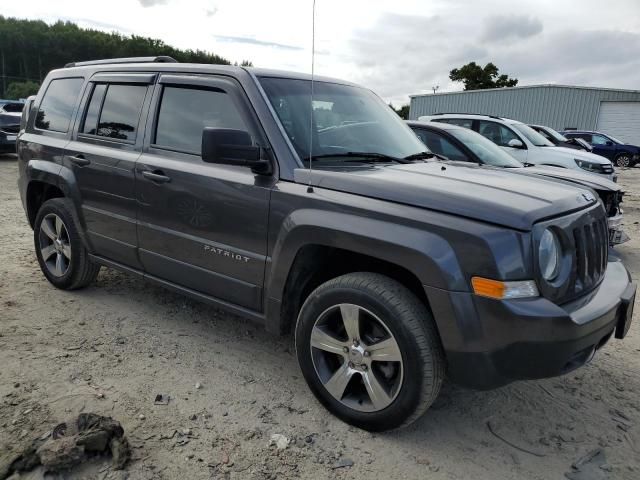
top-left (615, 153), bottom-right (631, 168)
top-left (295, 272), bottom-right (444, 431)
top-left (34, 198), bottom-right (100, 290)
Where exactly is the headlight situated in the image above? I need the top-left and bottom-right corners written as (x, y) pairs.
top-left (574, 159), bottom-right (601, 172)
top-left (539, 229), bottom-right (560, 281)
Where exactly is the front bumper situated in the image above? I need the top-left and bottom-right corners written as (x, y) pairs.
top-left (425, 256), bottom-right (635, 389)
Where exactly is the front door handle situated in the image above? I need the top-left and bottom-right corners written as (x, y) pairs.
top-left (69, 154), bottom-right (90, 166)
top-left (141, 170), bottom-right (171, 184)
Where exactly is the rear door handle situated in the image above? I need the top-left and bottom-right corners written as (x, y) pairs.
top-left (141, 170), bottom-right (171, 184)
top-left (69, 154), bottom-right (90, 166)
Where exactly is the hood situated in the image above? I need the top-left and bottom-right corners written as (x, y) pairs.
top-left (514, 165), bottom-right (621, 192)
top-left (294, 162), bottom-right (597, 231)
top-left (548, 146), bottom-right (611, 164)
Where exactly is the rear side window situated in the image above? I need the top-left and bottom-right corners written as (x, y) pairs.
top-left (82, 84), bottom-right (107, 135)
top-left (95, 84), bottom-right (147, 141)
top-left (154, 86), bottom-right (247, 154)
top-left (35, 78), bottom-right (83, 132)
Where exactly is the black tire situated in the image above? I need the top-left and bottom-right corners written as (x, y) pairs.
top-left (615, 153), bottom-right (631, 168)
top-left (34, 198), bottom-right (100, 290)
top-left (295, 272), bottom-right (445, 431)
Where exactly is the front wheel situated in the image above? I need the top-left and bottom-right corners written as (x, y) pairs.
top-left (295, 272), bottom-right (444, 431)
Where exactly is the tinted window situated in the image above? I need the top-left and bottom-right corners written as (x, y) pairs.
top-left (448, 128), bottom-right (522, 167)
top-left (414, 128), bottom-right (470, 161)
top-left (35, 78), bottom-right (83, 132)
top-left (155, 86), bottom-right (247, 154)
top-left (82, 84), bottom-right (107, 135)
top-left (95, 84), bottom-right (147, 141)
top-left (434, 118), bottom-right (474, 129)
top-left (478, 120), bottom-right (520, 147)
top-left (591, 134), bottom-right (610, 145)
top-left (3, 103), bottom-right (24, 113)
top-left (566, 132), bottom-right (591, 142)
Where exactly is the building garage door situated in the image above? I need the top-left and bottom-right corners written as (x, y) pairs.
top-left (596, 102), bottom-right (640, 145)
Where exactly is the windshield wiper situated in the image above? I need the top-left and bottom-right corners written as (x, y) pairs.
top-left (404, 151), bottom-right (449, 161)
top-left (303, 152), bottom-right (411, 164)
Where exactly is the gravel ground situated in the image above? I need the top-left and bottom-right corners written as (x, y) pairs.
top-left (1, 154), bottom-right (639, 480)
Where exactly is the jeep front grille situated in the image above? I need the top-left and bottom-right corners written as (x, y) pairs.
top-left (571, 217), bottom-right (608, 296)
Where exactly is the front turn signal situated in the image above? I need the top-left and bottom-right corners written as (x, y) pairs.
top-left (471, 277), bottom-right (539, 300)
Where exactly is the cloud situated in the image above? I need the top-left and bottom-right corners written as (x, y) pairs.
top-left (491, 29), bottom-right (640, 88)
top-left (138, 0), bottom-right (168, 7)
top-left (345, 9), bottom-right (640, 106)
top-left (482, 15), bottom-right (543, 42)
top-left (213, 35), bottom-right (303, 51)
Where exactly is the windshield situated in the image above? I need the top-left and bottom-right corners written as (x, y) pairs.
top-left (448, 128), bottom-right (523, 168)
top-left (606, 134), bottom-right (624, 144)
top-left (258, 77), bottom-right (427, 164)
top-left (512, 123), bottom-right (554, 147)
top-left (540, 126), bottom-right (568, 142)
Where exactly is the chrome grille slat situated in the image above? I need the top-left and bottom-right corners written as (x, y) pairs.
top-left (571, 216), bottom-right (607, 298)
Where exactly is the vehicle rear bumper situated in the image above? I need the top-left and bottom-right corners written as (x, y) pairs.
top-left (425, 256), bottom-right (635, 389)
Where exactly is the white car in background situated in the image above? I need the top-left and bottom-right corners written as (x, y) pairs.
top-left (418, 113), bottom-right (616, 181)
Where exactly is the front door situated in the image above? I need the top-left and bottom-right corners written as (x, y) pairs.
top-left (135, 74), bottom-right (273, 311)
top-left (476, 120), bottom-right (528, 163)
top-left (65, 74), bottom-right (155, 268)
top-left (590, 133), bottom-right (617, 160)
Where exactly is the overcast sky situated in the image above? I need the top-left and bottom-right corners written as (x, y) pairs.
top-left (4, 0), bottom-right (640, 104)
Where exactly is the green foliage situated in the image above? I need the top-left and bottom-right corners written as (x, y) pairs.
top-left (390, 103), bottom-right (410, 120)
top-left (449, 62), bottom-right (518, 90)
top-left (5, 80), bottom-right (39, 99)
top-left (0, 15), bottom-right (238, 97)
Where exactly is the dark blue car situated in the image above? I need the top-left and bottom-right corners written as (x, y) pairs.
top-left (562, 130), bottom-right (640, 168)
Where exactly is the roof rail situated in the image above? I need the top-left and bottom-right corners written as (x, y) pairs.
top-left (64, 56), bottom-right (178, 68)
top-left (432, 112), bottom-right (503, 120)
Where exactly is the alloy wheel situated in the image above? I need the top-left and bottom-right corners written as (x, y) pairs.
top-left (616, 155), bottom-right (630, 168)
top-left (39, 213), bottom-right (72, 277)
top-left (309, 303), bottom-right (404, 412)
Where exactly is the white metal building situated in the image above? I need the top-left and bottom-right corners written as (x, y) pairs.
top-left (409, 85), bottom-right (640, 145)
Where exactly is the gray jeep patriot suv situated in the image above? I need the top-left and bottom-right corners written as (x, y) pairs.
top-left (17, 57), bottom-right (636, 431)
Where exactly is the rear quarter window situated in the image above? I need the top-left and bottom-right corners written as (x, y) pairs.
top-left (35, 78), bottom-right (84, 133)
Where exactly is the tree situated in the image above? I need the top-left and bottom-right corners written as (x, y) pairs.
top-left (449, 62), bottom-right (518, 90)
top-left (390, 103), bottom-right (410, 120)
top-left (6, 80), bottom-right (40, 99)
top-left (0, 15), bottom-right (247, 97)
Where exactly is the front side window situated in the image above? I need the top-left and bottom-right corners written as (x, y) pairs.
top-left (478, 120), bottom-right (520, 147)
top-left (259, 77), bottom-right (426, 164)
top-left (154, 86), bottom-right (247, 154)
top-left (35, 78), bottom-right (84, 132)
top-left (591, 134), bottom-right (619, 145)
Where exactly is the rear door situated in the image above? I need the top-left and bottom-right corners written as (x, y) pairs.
top-left (135, 73), bottom-right (274, 311)
top-left (64, 73), bottom-right (155, 268)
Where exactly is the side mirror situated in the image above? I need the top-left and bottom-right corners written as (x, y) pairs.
top-left (507, 138), bottom-right (524, 149)
top-left (201, 128), bottom-right (271, 174)
top-left (605, 141), bottom-right (613, 146)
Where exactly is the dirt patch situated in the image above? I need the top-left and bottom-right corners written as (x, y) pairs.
top-left (0, 154), bottom-right (639, 479)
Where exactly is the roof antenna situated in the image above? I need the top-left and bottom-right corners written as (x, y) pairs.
top-left (307, 0), bottom-right (316, 194)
